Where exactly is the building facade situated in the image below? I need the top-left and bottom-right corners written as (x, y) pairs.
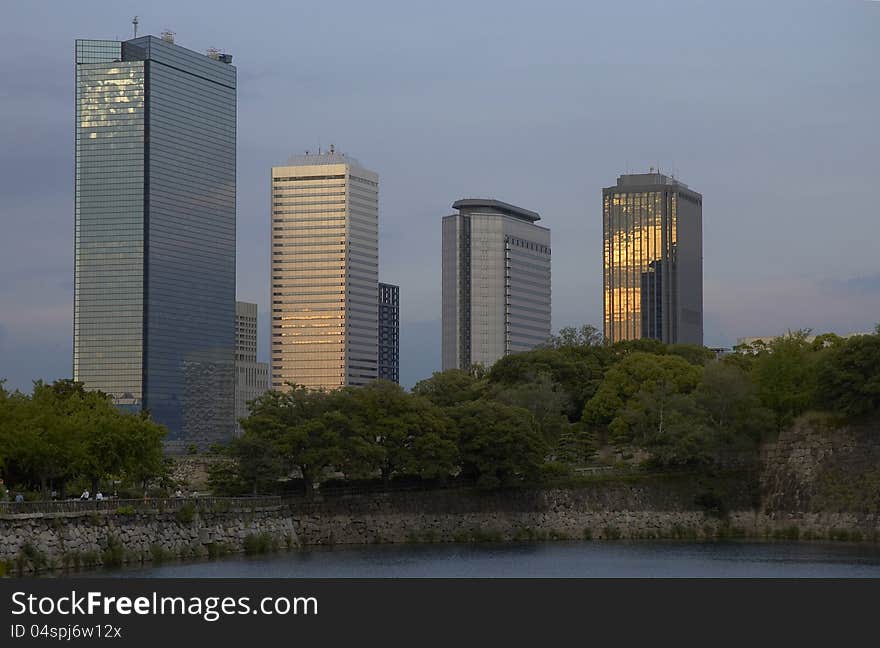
top-left (73, 35), bottom-right (236, 448)
top-left (270, 151), bottom-right (379, 390)
top-left (378, 283), bottom-right (400, 383)
top-left (602, 172), bottom-right (703, 346)
top-left (234, 302), bottom-right (269, 435)
top-left (442, 199), bottom-right (551, 371)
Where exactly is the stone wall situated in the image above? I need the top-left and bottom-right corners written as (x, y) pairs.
top-left (290, 485), bottom-right (880, 546)
top-left (0, 503), bottom-right (297, 574)
top-left (761, 413), bottom-right (880, 514)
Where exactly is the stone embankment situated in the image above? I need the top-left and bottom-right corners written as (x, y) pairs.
top-left (0, 497), bottom-right (296, 574)
top-left (290, 481), bottom-right (879, 546)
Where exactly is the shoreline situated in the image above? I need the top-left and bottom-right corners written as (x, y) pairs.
top-left (3, 484), bottom-right (880, 576)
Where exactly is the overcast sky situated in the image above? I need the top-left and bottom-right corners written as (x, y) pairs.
top-left (1, 0), bottom-right (878, 391)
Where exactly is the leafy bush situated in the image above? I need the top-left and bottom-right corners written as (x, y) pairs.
top-left (102, 535), bottom-right (125, 568)
top-left (602, 526), bottom-right (622, 540)
top-left (243, 532), bottom-right (278, 555)
top-left (150, 544), bottom-right (175, 564)
top-left (18, 543), bottom-right (48, 573)
top-left (175, 502), bottom-right (196, 524)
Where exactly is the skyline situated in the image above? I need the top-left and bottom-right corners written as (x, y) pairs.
top-left (1, 1), bottom-right (879, 392)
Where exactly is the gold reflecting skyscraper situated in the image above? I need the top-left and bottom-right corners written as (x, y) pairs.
top-left (270, 151), bottom-right (379, 390)
top-left (602, 172), bottom-right (703, 345)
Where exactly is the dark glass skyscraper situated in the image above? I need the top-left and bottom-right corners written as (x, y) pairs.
top-left (602, 172), bottom-right (703, 346)
top-left (378, 283), bottom-right (399, 383)
top-left (74, 35), bottom-right (236, 449)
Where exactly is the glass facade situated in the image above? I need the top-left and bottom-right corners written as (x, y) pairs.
top-left (74, 40), bottom-right (145, 411)
top-left (378, 283), bottom-right (399, 383)
top-left (602, 173), bottom-right (703, 346)
top-left (442, 200), bottom-right (551, 370)
top-left (74, 36), bottom-right (236, 447)
top-left (271, 153), bottom-right (379, 390)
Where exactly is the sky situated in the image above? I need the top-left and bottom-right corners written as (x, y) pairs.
top-left (0, 0), bottom-right (878, 391)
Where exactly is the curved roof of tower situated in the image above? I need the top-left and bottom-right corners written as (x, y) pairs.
top-left (452, 198), bottom-right (541, 222)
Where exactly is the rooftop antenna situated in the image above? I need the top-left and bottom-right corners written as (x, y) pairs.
top-left (132, 16), bottom-right (139, 38)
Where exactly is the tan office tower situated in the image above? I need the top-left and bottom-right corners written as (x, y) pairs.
top-left (271, 150), bottom-right (379, 390)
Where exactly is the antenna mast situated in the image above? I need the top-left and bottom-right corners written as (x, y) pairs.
top-left (132, 16), bottom-right (139, 38)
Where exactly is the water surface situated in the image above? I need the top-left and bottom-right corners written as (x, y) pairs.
top-left (108, 541), bottom-right (880, 578)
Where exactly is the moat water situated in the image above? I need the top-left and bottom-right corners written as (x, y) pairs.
top-left (110, 541), bottom-right (880, 578)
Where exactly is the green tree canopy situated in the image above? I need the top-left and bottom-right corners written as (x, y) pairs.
top-left (240, 385), bottom-right (345, 494)
top-left (816, 333), bottom-right (880, 418)
top-left (487, 346), bottom-right (610, 420)
top-left (345, 380), bottom-right (457, 483)
top-left (448, 400), bottom-right (546, 489)
top-left (0, 380), bottom-right (165, 497)
top-left (751, 331), bottom-right (819, 431)
top-left (412, 369), bottom-right (484, 407)
top-left (544, 324), bottom-right (604, 348)
top-left (583, 352), bottom-right (702, 434)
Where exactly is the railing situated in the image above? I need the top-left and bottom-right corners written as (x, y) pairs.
top-left (0, 495), bottom-right (283, 516)
top-left (573, 466), bottom-right (618, 475)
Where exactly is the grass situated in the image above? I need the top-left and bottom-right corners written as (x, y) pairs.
top-left (102, 535), bottom-right (125, 568)
top-left (150, 544), bottom-right (176, 564)
top-left (243, 532), bottom-right (280, 555)
top-left (206, 542), bottom-right (233, 560)
top-left (771, 526), bottom-right (801, 541)
top-left (602, 526), bottom-right (622, 540)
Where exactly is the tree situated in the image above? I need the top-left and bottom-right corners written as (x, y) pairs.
top-left (228, 432), bottom-right (283, 495)
top-left (816, 334), bottom-right (880, 418)
top-left (614, 379), bottom-right (699, 445)
top-left (491, 372), bottom-right (570, 443)
top-left (752, 331), bottom-right (818, 431)
top-left (583, 352), bottom-right (702, 441)
top-left (241, 386), bottom-right (344, 494)
top-left (554, 425), bottom-right (596, 465)
top-left (345, 381), bottom-right (457, 484)
top-left (610, 338), bottom-right (667, 358)
top-left (544, 324), bottom-right (603, 348)
top-left (0, 380), bottom-right (166, 497)
top-left (668, 344), bottom-right (716, 366)
top-left (694, 361), bottom-right (773, 448)
top-left (449, 400), bottom-right (546, 489)
top-left (412, 370), bottom-right (484, 407)
top-left (487, 345), bottom-right (610, 421)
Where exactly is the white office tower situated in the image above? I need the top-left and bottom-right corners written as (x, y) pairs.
top-left (442, 199), bottom-right (551, 370)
